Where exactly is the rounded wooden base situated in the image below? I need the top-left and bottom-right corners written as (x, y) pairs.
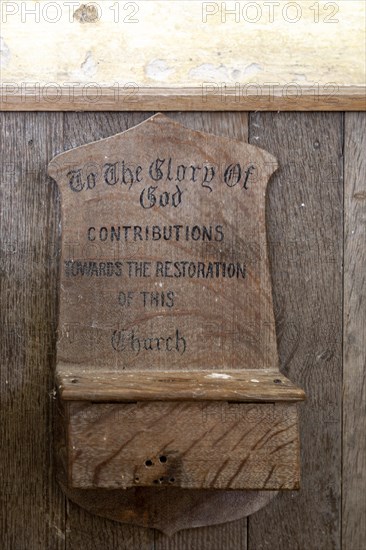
top-left (60, 482), bottom-right (278, 535)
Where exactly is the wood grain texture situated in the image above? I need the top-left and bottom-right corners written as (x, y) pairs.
top-left (49, 113), bottom-right (280, 375)
top-left (154, 519), bottom-right (247, 550)
top-left (57, 368), bottom-right (305, 402)
top-left (65, 512), bottom-right (154, 550)
top-left (166, 112), bottom-right (249, 141)
top-left (343, 112), bottom-right (366, 549)
top-left (3, 110), bottom-right (363, 548)
top-left (1, 85), bottom-right (365, 112)
top-left (0, 113), bottom-right (65, 548)
top-left (55, 393), bottom-right (275, 536)
top-left (247, 112), bottom-right (343, 549)
top-left (66, 401), bottom-right (300, 490)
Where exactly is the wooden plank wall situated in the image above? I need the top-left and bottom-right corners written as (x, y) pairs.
top-left (0, 111), bottom-right (365, 549)
top-left (248, 112), bottom-right (343, 550)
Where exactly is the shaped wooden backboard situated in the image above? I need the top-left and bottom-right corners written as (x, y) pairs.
top-left (49, 113), bottom-right (279, 372)
top-left (49, 114), bottom-right (304, 533)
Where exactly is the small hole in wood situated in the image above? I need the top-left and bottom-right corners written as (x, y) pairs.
top-left (145, 459), bottom-right (153, 467)
top-left (273, 379), bottom-right (282, 384)
top-left (153, 479), bottom-right (159, 484)
top-left (169, 477), bottom-right (175, 483)
top-left (159, 477), bottom-right (164, 482)
top-left (159, 455), bottom-right (167, 463)
top-left (134, 476), bottom-right (139, 482)
top-left (71, 378), bottom-right (78, 384)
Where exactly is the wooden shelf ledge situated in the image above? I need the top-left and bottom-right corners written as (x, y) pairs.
top-left (1, 85), bottom-right (365, 111)
top-left (56, 366), bottom-right (305, 403)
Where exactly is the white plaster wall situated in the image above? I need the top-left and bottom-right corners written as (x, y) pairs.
top-left (0, 0), bottom-right (365, 87)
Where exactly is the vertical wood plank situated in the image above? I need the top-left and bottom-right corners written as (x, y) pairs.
top-left (166, 112), bottom-right (249, 142)
top-left (343, 112), bottom-right (366, 549)
top-left (62, 111), bottom-right (155, 550)
top-left (0, 112), bottom-right (65, 549)
top-left (247, 112), bottom-right (343, 550)
top-left (155, 520), bottom-right (247, 550)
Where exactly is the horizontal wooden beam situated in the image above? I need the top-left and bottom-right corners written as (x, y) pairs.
top-left (1, 85), bottom-right (365, 111)
top-left (57, 367), bottom-right (305, 402)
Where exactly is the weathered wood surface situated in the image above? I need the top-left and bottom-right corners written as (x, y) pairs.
top-left (49, 113), bottom-right (280, 374)
top-left (247, 112), bottom-right (343, 549)
top-left (61, 486), bottom-right (270, 539)
top-left (0, 110), bottom-right (363, 548)
top-left (54, 373), bottom-right (276, 537)
top-left (343, 112), bottom-right (366, 549)
top-left (1, 85), bottom-right (365, 112)
top-left (58, 368), bottom-right (305, 402)
top-left (66, 401), bottom-right (299, 490)
top-left (154, 518), bottom-right (248, 549)
top-left (0, 113), bottom-right (65, 548)
top-left (50, 112), bottom-right (302, 525)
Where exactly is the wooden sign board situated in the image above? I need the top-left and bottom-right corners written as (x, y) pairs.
top-left (49, 113), bottom-right (279, 371)
top-left (49, 114), bottom-right (304, 532)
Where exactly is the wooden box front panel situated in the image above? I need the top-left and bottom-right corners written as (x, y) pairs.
top-left (66, 401), bottom-right (300, 491)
